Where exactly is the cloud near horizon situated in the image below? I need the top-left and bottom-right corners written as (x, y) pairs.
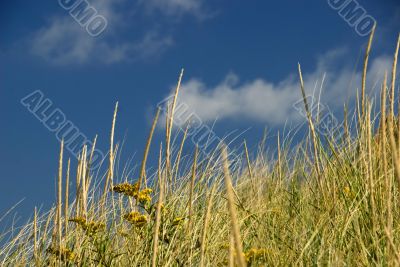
top-left (160, 49), bottom-right (393, 126)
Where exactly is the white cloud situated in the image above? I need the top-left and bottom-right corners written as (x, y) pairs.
top-left (30, 0), bottom-right (177, 64)
top-left (160, 51), bottom-right (393, 126)
top-left (32, 17), bottom-right (94, 64)
top-left (140, 0), bottom-right (206, 18)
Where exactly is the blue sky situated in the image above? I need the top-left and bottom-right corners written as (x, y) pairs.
top-left (0, 0), bottom-right (399, 225)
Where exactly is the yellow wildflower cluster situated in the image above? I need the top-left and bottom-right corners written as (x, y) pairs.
top-left (112, 183), bottom-right (153, 205)
top-left (69, 217), bottom-right (105, 236)
top-left (47, 247), bottom-right (75, 262)
top-left (112, 182), bottom-right (139, 197)
top-left (123, 212), bottom-right (147, 227)
top-left (244, 248), bottom-right (270, 263)
top-left (136, 188), bottom-right (153, 204)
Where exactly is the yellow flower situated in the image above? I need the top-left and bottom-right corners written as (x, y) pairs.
top-left (124, 211), bottom-right (148, 227)
top-left (343, 186), bottom-right (355, 198)
top-left (171, 217), bottom-right (185, 226)
top-left (112, 183), bottom-right (154, 204)
top-left (136, 189), bottom-right (152, 204)
top-left (344, 186), bottom-right (350, 195)
top-left (112, 182), bottom-right (139, 197)
top-left (141, 188), bottom-right (153, 194)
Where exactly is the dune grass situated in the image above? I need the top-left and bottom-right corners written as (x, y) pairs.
top-left (1, 32), bottom-right (400, 266)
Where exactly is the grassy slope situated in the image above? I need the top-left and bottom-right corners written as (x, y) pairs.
top-left (1, 33), bottom-right (400, 266)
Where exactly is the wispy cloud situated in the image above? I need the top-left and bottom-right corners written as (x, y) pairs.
top-left (30, 0), bottom-right (205, 65)
top-left (32, 16), bottom-right (95, 64)
top-left (160, 49), bottom-right (393, 126)
top-left (140, 0), bottom-right (207, 18)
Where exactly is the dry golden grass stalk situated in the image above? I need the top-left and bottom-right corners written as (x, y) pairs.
top-left (390, 34), bottom-right (400, 124)
top-left (165, 100), bottom-right (170, 144)
top-left (57, 139), bottom-right (64, 251)
top-left (298, 63), bottom-right (322, 182)
top-left (355, 89), bottom-right (361, 133)
top-left (384, 227), bottom-right (400, 265)
top-left (381, 73), bottom-right (389, 177)
top-left (393, 34), bottom-right (400, 152)
top-left (65, 158), bottom-right (70, 236)
top-left (75, 153), bottom-right (82, 217)
top-left (173, 121), bottom-right (190, 183)
top-left (228, 235), bottom-right (235, 267)
top-left (277, 132), bottom-right (282, 183)
top-left (104, 102), bottom-right (119, 196)
top-left (33, 206), bottom-right (37, 263)
top-left (381, 73), bottom-right (392, 256)
top-left (366, 104), bottom-right (377, 236)
top-left (89, 135), bottom-right (97, 165)
top-left (166, 69), bottom-right (184, 179)
top-left (85, 135), bottom-right (97, 187)
top-left (199, 183), bottom-right (217, 267)
top-left (81, 146), bottom-right (88, 218)
top-left (51, 207), bottom-right (59, 264)
top-left (165, 101), bottom-right (171, 185)
top-left (298, 63), bottom-right (311, 116)
top-left (152, 143), bottom-right (164, 267)
top-left (138, 107), bottom-right (161, 189)
top-left (100, 102), bottom-right (118, 218)
top-left (258, 127), bottom-right (268, 161)
top-left (361, 23), bottom-right (376, 120)
top-left (42, 210), bottom-right (52, 253)
top-left (388, 100), bottom-right (400, 186)
top-left (243, 141), bottom-right (253, 180)
top-left (222, 146), bottom-right (246, 267)
top-left (343, 104), bottom-right (351, 150)
top-left (243, 140), bottom-right (255, 193)
top-left (187, 146), bottom-right (198, 235)
top-left (76, 151), bottom-right (83, 217)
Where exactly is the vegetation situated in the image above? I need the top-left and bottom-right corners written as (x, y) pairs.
top-left (1, 30), bottom-right (400, 266)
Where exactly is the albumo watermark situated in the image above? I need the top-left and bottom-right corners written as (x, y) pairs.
top-left (157, 95), bottom-right (223, 158)
top-left (328, 0), bottom-right (376, 37)
top-left (21, 90), bottom-right (105, 169)
top-left (58, 0), bottom-right (108, 37)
